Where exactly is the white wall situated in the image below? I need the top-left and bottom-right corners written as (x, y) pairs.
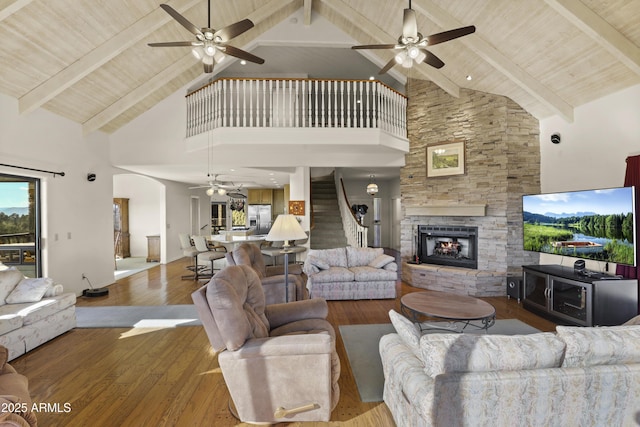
top-left (0, 93), bottom-right (114, 295)
top-left (540, 84), bottom-right (640, 192)
top-left (539, 83), bottom-right (640, 271)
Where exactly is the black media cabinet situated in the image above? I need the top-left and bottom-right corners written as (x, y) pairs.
top-left (522, 264), bottom-right (638, 326)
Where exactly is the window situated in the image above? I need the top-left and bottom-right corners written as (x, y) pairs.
top-left (0, 174), bottom-right (41, 277)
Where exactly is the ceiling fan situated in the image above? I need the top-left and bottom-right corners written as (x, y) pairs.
top-left (189, 174), bottom-right (235, 195)
top-left (148, 1), bottom-right (264, 73)
top-left (351, 0), bottom-right (475, 74)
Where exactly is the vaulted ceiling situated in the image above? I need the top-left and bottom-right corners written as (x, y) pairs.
top-left (1, 0), bottom-right (639, 166)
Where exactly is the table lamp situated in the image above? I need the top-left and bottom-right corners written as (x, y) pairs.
top-left (266, 214), bottom-right (307, 302)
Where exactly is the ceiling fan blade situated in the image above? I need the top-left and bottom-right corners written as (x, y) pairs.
top-left (222, 45), bottom-right (265, 64)
top-left (214, 18), bottom-right (254, 42)
top-left (160, 4), bottom-right (204, 38)
top-left (403, 8), bottom-right (418, 40)
top-left (427, 25), bottom-right (475, 46)
top-left (351, 44), bottom-right (397, 50)
top-left (228, 192), bottom-right (246, 199)
top-left (421, 49), bottom-right (445, 69)
top-left (147, 41), bottom-right (200, 47)
top-left (379, 58), bottom-right (397, 75)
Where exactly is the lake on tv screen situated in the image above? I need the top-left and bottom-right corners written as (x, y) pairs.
top-left (523, 187), bottom-right (635, 265)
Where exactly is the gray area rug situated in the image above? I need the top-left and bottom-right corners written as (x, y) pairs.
top-left (339, 319), bottom-right (541, 403)
top-left (76, 305), bottom-right (202, 328)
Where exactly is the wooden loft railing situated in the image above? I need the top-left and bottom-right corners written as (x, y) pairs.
top-left (185, 77), bottom-right (407, 138)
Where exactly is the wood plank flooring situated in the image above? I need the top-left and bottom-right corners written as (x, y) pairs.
top-left (10, 257), bottom-right (557, 427)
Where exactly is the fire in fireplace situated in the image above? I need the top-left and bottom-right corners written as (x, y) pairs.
top-left (417, 225), bottom-right (478, 269)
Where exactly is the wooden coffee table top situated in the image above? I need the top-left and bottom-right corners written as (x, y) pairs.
top-left (401, 291), bottom-right (496, 321)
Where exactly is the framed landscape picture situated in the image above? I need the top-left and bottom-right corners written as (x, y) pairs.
top-left (427, 141), bottom-right (465, 177)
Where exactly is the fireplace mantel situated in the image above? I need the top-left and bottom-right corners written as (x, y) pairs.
top-left (405, 205), bottom-right (486, 217)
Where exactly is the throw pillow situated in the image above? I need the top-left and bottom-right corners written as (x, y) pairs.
top-left (0, 346), bottom-right (7, 371)
top-left (388, 309), bottom-right (421, 358)
top-left (420, 332), bottom-right (566, 378)
top-left (308, 255), bottom-right (330, 270)
top-left (369, 254), bottom-right (395, 268)
top-left (5, 277), bottom-right (54, 304)
top-left (0, 269), bottom-right (26, 305)
top-left (556, 325), bottom-right (640, 367)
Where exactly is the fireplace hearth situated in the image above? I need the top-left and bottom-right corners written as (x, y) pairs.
top-left (417, 225), bottom-right (478, 269)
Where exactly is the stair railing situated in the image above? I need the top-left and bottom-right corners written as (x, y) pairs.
top-left (337, 177), bottom-right (368, 248)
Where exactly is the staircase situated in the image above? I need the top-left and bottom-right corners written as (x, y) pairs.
top-left (310, 175), bottom-right (348, 249)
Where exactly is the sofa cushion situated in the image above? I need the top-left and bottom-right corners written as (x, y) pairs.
top-left (0, 269), bottom-right (24, 306)
top-left (308, 267), bottom-right (354, 283)
top-left (369, 254), bottom-right (395, 268)
top-left (307, 255), bottom-right (330, 270)
top-left (556, 325), bottom-right (640, 367)
top-left (6, 277), bottom-right (53, 304)
top-left (308, 248), bottom-right (348, 268)
top-left (0, 315), bottom-right (22, 336)
top-left (388, 309), bottom-right (421, 358)
top-left (0, 293), bottom-right (76, 326)
top-left (350, 266), bottom-right (398, 282)
top-left (346, 247), bottom-right (383, 267)
top-left (420, 332), bottom-right (565, 378)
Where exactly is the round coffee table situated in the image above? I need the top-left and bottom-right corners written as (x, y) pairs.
top-left (400, 291), bottom-right (496, 333)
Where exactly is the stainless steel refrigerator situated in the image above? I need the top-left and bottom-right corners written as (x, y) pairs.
top-left (247, 204), bottom-right (272, 235)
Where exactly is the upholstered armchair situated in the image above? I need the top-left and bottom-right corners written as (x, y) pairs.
top-left (225, 242), bottom-right (308, 303)
top-left (191, 265), bottom-right (340, 423)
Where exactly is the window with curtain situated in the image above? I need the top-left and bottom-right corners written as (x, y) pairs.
top-left (0, 174), bottom-right (41, 277)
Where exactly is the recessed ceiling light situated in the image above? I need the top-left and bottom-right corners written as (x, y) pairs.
top-left (466, 75), bottom-right (472, 81)
top-left (369, 76), bottom-right (375, 80)
top-left (240, 60), bottom-right (247, 65)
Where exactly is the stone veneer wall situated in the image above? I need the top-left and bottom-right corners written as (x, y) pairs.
top-left (401, 79), bottom-right (540, 296)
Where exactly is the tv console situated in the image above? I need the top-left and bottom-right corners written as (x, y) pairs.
top-left (522, 264), bottom-right (638, 326)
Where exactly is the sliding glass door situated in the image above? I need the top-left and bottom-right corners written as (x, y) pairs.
top-left (0, 174), bottom-right (41, 277)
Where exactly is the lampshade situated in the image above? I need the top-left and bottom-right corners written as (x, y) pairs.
top-left (217, 187), bottom-right (226, 195)
top-left (366, 175), bottom-right (379, 195)
top-left (266, 214), bottom-right (306, 246)
top-left (206, 187), bottom-right (215, 196)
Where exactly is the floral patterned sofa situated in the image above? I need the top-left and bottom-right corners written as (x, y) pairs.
top-left (0, 267), bottom-right (76, 361)
top-left (380, 310), bottom-right (640, 427)
top-left (302, 247), bottom-right (397, 300)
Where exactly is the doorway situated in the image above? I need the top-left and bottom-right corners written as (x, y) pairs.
top-left (0, 174), bottom-right (41, 277)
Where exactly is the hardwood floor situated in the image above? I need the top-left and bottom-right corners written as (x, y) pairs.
top-left (11, 257), bottom-right (557, 427)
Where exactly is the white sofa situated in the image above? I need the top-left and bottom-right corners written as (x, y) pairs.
top-left (0, 267), bottom-right (76, 361)
top-left (380, 309), bottom-right (640, 427)
top-left (302, 247), bottom-right (397, 300)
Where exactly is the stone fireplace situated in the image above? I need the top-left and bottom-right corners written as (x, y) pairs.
top-left (418, 225), bottom-right (478, 269)
top-left (400, 79), bottom-right (541, 296)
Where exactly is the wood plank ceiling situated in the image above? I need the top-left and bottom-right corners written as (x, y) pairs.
top-left (0, 0), bottom-right (639, 136)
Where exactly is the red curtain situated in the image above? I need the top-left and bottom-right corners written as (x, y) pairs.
top-left (616, 155), bottom-right (640, 281)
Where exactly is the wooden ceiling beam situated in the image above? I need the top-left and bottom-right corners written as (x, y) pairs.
top-left (304, 0), bottom-right (312, 26)
top-left (321, 0), bottom-right (460, 98)
top-left (0, 0), bottom-right (33, 22)
top-left (545, 0), bottom-right (640, 76)
top-left (82, 0), bottom-right (296, 134)
top-left (413, 0), bottom-right (574, 122)
top-left (18, 0), bottom-right (201, 115)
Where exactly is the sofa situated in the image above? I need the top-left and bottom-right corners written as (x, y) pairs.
top-left (0, 345), bottom-right (37, 426)
top-left (302, 247), bottom-right (397, 300)
top-left (380, 309), bottom-right (640, 427)
top-left (0, 267), bottom-right (76, 361)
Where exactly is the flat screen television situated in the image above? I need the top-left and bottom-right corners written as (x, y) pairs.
top-left (522, 186), bottom-right (636, 266)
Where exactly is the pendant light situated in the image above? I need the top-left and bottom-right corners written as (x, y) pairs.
top-left (366, 175), bottom-right (379, 196)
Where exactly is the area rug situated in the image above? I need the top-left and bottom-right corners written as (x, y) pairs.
top-left (76, 305), bottom-right (201, 328)
top-left (339, 319), bottom-right (541, 403)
